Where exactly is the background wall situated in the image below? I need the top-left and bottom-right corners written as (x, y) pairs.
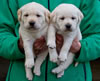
top-left (0, 57), bottom-right (9, 81)
top-left (91, 58), bottom-right (100, 81)
top-left (0, 57), bottom-right (100, 81)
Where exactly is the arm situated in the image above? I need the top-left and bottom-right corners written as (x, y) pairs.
top-left (75, 34), bottom-right (100, 62)
top-left (75, 0), bottom-right (100, 62)
top-left (0, 0), bottom-right (24, 60)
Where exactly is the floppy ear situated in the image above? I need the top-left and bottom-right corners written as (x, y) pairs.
top-left (17, 9), bottom-right (22, 21)
top-left (77, 9), bottom-right (84, 25)
top-left (50, 11), bottom-right (57, 23)
top-left (45, 10), bottom-right (50, 24)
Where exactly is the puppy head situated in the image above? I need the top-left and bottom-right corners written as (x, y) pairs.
top-left (17, 2), bottom-right (50, 31)
top-left (51, 4), bottom-right (84, 32)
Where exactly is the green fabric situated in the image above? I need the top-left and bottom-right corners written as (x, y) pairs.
top-left (0, 0), bottom-right (100, 81)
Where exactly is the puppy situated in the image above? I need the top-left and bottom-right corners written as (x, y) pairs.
top-left (47, 4), bottom-right (83, 78)
top-left (18, 2), bottom-right (50, 80)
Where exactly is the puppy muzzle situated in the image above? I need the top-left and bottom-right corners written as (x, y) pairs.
top-left (29, 21), bottom-right (35, 26)
top-left (65, 24), bottom-right (72, 31)
top-left (28, 21), bottom-right (39, 30)
top-left (65, 24), bottom-right (71, 29)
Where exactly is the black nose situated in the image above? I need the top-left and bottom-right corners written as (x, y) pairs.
top-left (65, 24), bottom-right (71, 29)
top-left (29, 21), bottom-right (35, 26)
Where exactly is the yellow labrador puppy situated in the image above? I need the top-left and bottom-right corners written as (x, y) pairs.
top-left (18, 2), bottom-right (50, 80)
top-left (47, 4), bottom-right (83, 78)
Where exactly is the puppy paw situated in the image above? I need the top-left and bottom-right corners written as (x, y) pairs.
top-left (57, 71), bottom-right (64, 78)
top-left (26, 71), bottom-right (33, 81)
top-left (50, 57), bottom-right (58, 63)
top-left (50, 54), bottom-right (58, 63)
top-left (58, 54), bottom-right (67, 62)
top-left (52, 67), bottom-right (62, 74)
top-left (47, 41), bottom-right (56, 49)
top-left (25, 59), bottom-right (34, 68)
top-left (34, 68), bottom-right (41, 76)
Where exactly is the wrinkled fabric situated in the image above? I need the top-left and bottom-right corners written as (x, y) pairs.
top-left (0, 0), bottom-right (100, 81)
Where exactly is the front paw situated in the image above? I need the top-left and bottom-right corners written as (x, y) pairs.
top-left (52, 67), bottom-right (62, 74)
top-left (25, 59), bottom-right (34, 68)
top-left (26, 73), bottom-right (33, 81)
top-left (58, 53), bottom-right (67, 62)
top-left (57, 71), bottom-right (64, 78)
top-left (26, 70), bottom-right (33, 81)
top-left (49, 49), bottom-right (58, 63)
top-left (47, 41), bottom-right (56, 49)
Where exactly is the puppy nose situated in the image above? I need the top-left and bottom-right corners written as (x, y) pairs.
top-left (65, 24), bottom-right (71, 29)
top-left (29, 21), bottom-right (35, 26)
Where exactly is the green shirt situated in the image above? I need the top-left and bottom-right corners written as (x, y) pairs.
top-left (0, 0), bottom-right (100, 81)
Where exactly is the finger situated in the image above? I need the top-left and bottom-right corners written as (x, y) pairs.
top-left (19, 37), bottom-right (23, 48)
top-left (56, 34), bottom-right (63, 41)
top-left (70, 41), bottom-right (81, 53)
top-left (34, 37), bottom-right (46, 48)
top-left (38, 43), bottom-right (46, 50)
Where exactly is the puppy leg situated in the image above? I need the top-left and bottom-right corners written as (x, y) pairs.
top-left (48, 48), bottom-right (58, 63)
top-left (52, 52), bottom-right (74, 74)
top-left (57, 71), bottom-right (64, 78)
top-left (34, 50), bottom-right (48, 76)
top-left (24, 40), bottom-right (35, 68)
top-left (47, 24), bottom-right (58, 62)
top-left (73, 27), bottom-right (81, 67)
top-left (47, 24), bottom-right (56, 48)
top-left (53, 60), bottom-right (64, 78)
top-left (24, 40), bottom-right (35, 80)
top-left (25, 68), bottom-right (33, 80)
top-left (58, 32), bottom-right (76, 61)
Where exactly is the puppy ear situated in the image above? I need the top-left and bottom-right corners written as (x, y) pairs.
top-left (45, 10), bottom-right (50, 24)
top-left (17, 9), bottom-right (22, 21)
top-left (77, 9), bottom-right (84, 25)
top-left (50, 11), bottom-right (57, 23)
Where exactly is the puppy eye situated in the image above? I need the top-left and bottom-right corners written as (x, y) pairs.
top-left (36, 14), bottom-right (41, 17)
top-left (24, 14), bottom-right (29, 17)
top-left (71, 17), bottom-right (76, 20)
top-left (60, 17), bottom-right (65, 20)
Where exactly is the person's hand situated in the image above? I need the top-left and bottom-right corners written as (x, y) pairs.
top-left (70, 38), bottom-right (81, 54)
top-left (56, 33), bottom-right (64, 54)
top-left (33, 36), bottom-right (48, 55)
top-left (18, 34), bottom-right (81, 55)
top-left (18, 36), bottom-right (24, 53)
top-left (18, 36), bottom-right (48, 55)
top-left (55, 33), bottom-right (81, 54)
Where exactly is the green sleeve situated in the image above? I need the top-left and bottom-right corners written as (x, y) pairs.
top-left (76, 34), bottom-right (100, 62)
top-left (75, 0), bottom-right (100, 62)
top-left (0, 0), bottom-right (24, 60)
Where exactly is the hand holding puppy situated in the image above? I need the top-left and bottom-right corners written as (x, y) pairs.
top-left (56, 34), bottom-right (81, 54)
top-left (18, 36), bottom-right (48, 55)
top-left (18, 34), bottom-right (81, 56)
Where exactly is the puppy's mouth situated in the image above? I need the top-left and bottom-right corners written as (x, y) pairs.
top-left (28, 25), bottom-right (39, 30)
top-left (28, 21), bottom-right (39, 30)
top-left (64, 24), bottom-right (73, 32)
top-left (65, 28), bottom-right (72, 32)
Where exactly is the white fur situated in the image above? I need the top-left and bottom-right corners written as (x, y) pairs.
top-left (47, 4), bottom-right (83, 78)
top-left (18, 2), bottom-right (50, 80)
